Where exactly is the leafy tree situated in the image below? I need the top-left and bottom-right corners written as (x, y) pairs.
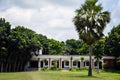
top-left (65, 39), bottom-right (88, 55)
top-left (0, 18), bottom-right (11, 72)
top-left (8, 26), bottom-right (41, 71)
top-left (73, 0), bottom-right (110, 76)
top-left (93, 38), bottom-right (105, 73)
top-left (105, 24), bottom-right (120, 70)
top-left (48, 39), bottom-right (65, 55)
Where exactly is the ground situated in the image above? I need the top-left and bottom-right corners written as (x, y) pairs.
top-left (0, 70), bottom-right (120, 80)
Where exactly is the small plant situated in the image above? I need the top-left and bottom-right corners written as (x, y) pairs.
top-left (50, 60), bottom-right (60, 71)
top-left (70, 56), bottom-right (73, 60)
top-left (41, 67), bottom-right (48, 71)
top-left (80, 57), bottom-right (84, 61)
top-left (103, 62), bottom-right (108, 70)
top-left (69, 68), bottom-right (77, 71)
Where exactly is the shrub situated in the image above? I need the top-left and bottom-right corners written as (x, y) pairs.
top-left (41, 67), bottom-right (48, 71)
top-left (103, 61), bottom-right (111, 70)
top-left (69, 68), bottom-right (77, 71)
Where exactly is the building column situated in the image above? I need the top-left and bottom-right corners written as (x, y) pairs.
top-left (70, 60), bottom-right (72, 68)
top-left (38, 58), bottom-right (41, 70)
top-left (80, 61), bottom-right (83, 68)
top-left (70, 60), bottom-right (73, 68)
top-left (101, 59), bottom-right (104, 69)
top-left (48, 58), bottom-right (51, 69)
top-left (59, 58), bottom-right (62, 69)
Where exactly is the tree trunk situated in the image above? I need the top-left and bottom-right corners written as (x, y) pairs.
top-left (88, 45), bottom-right (92, 76)
top-left (97, 61), bottom-right (99, 74)
top-left (17, 62), bottom-right (20, 72)
top-left (1, 63), bottom-right (3, 72)
top-left (5, 63), bottom-right (8, 72)
top-left (20, 62), bottom-right (23, 71)
top-left (14, 62), bottom-right (16, 72)
top-left (9, 63), bottom-right (11, 72)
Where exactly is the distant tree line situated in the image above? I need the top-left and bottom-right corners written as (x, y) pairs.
top-left (0, 18), bottom-right (120, 72)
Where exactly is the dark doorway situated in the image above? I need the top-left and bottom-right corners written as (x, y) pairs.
top-left (30, 61), bottom-right (38, 68)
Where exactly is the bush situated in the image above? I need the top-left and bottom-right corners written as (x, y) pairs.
top-left (41, 67), bottom-right (48, 71)
top-left (69, 67), bottom-right (88, 72)
top-left (69, 68), bottom-right (77, 71)
top-left (103, 62), bottom-right (108, 70)
top-left (50, 66), bottom-right (57, 70)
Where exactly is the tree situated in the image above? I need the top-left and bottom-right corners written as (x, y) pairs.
top-left (47, 39), bottom-right (65, 55)
top-left (93, 38), bottom-right (105, 73)
top-left (65, 39), bottom-right (88, 55)
top-left (0, 18), bottom-right (11, 72)
top-left (73, 0), bottom-right (110, 76)
top-left (8, 26), bottom-right (41, 71)
top-left (105, 24), bottom-right (120, 70)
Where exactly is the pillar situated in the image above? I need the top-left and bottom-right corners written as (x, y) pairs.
top-left (38, 58), bottom-right (41, 70)
top-left (48, 58), bottom-right (51, 69)
top-left (59, 58), bottom-right (62, 69)
top-left (70, 60), bottom-right (72, 68)
top-left (80, 60), bottom-right (84, 68)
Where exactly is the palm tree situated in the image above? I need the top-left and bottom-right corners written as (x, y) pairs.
top-left (73, 0), bottom-right (110, 76)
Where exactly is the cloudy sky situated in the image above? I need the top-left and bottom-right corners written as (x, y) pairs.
top-left (0, 0), bottom-right (119, 41)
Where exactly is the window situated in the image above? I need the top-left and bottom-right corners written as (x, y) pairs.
top-left (86, 61), bottom-right (89, 66)
top-left (94, 61), bottom-right (97, 66)
top-left (73, 61), bottom-right (77, 66)
top-left (44, 60), bottom-right (48, 67)
top-left (64, 61), bottom-right (69, 67)
top-left (65, 61), bottom-right (69, 66)
top-left (45, 61), bottom-right (48, 66)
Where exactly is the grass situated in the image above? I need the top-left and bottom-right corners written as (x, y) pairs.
top-left (0, 70), bottom-right (120, 80)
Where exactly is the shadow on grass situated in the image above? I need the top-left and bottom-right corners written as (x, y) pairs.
top-left (68, 75), bottom-right (98, 78)
top-left (103, 70), bottom-right (120, 74)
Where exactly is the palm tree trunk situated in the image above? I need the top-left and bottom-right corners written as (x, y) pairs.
top-left (88, 45), bottom-right (92, 76)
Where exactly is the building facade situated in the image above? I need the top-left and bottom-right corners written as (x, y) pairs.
top-left (27, 55), bottom-right (114, 70)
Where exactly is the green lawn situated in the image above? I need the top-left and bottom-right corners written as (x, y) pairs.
top-left (0, 70), bottom-right (120, 80)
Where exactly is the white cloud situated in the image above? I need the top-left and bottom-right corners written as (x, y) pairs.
top-left (111, 0), bottom-right (120, 26)
top-left (0, 7), bottom-right (35, 28)
top-left (0, 0), bottom-right (119, 41)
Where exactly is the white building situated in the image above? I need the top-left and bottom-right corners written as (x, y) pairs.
top-left (27, 55), bottom-right (114, 70)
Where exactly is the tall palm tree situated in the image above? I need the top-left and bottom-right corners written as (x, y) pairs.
top-left (73, 0), bottom-right (110, 76)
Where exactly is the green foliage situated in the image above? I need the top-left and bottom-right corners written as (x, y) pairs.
top-left (65, 39), bottom-right (88, 55)
top-left (69, 68), bottom-right (77, 71)
top-left (41, 67), bottom-right (48, 71)
top-left (73, 0), bottom-right (110, 45)
top-left (103, 62), bottom-right (108, 70)
top-left (93, 38), bottom-right (105, 61)
top-left (80, 57), bottom-right (84, 61)
top-left (105, 24), bottom-right (120, 57)
top-left (50, 60), bottom-right (60, 71)
top-left (48, 39), bottom-right (65, 55)
top-left (105, 24), bottom-right (120, 70)
top-left (73, 0), bottom-right (110, 76)
top-left (116, 56), bottom-right (120, 70)
top-left (69, 67), bottom-right (88, 72)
